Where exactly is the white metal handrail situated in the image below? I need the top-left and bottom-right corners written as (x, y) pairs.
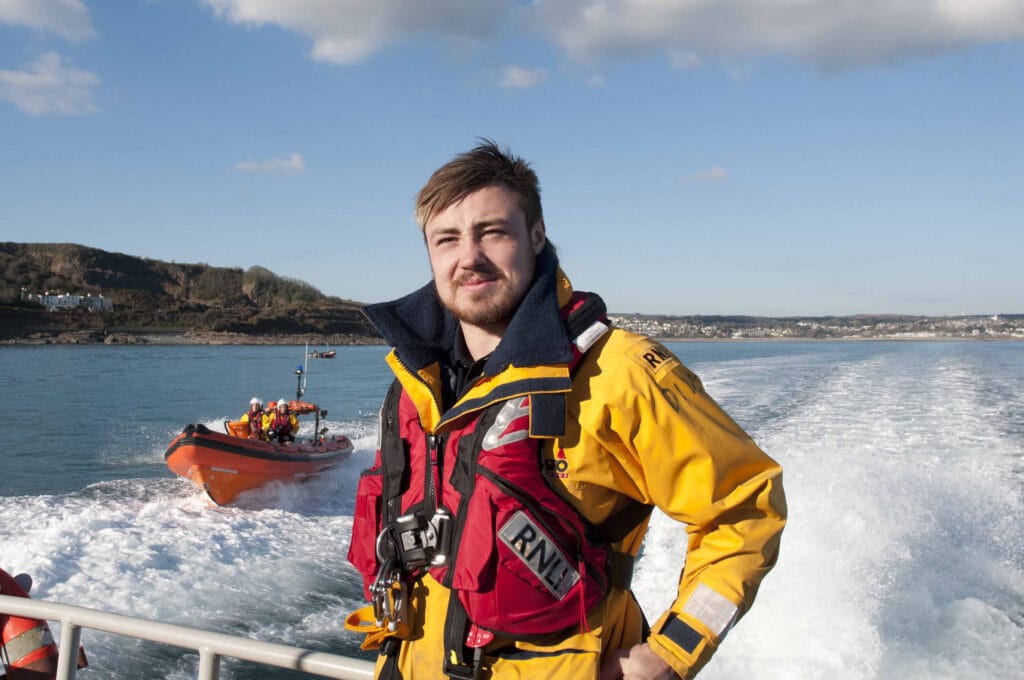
top-left (0, 594), bottom-right (375, 680)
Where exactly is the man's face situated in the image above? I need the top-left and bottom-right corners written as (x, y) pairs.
top-left (424, 185), bottom-right (545, 331)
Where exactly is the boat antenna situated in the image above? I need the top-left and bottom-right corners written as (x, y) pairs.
top-left (296, 344), bottom-right (309, 400)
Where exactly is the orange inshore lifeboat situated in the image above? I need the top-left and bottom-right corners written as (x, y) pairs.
top-left (164, 400), bottom-right (354, 506)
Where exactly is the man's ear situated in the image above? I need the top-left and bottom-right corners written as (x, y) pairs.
top-left (530, 218), bottom-right (546, 254)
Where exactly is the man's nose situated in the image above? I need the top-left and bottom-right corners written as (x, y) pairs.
top-left (457, 237), bottom-right (486, 267)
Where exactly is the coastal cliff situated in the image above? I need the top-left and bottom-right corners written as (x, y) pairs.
top-left (0, 242), bottom-right (381, 344)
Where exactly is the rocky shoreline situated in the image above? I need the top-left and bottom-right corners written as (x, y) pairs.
top-left (3, 330), bottom-right (384, 346)
top-left (6, 329), bottom-right (1020, 347)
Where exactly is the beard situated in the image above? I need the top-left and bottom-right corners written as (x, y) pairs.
top-left (443, 269), bottom-right (525, 328)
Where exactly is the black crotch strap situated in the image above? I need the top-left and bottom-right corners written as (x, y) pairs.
top-left (378, 637), bottom-right (402, 678)
top-left (442, 594), bottom-right (481, 680)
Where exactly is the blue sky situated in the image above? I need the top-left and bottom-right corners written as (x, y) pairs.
top-left (1, 1), bottom-right (1021, 316)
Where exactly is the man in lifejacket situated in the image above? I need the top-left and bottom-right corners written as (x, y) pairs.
top-left (265, 398), bottom-right (298, 443)
top-left (346, 141), bottom-right (787, 679)
top-left (239, 397), bottom-right (265, 440)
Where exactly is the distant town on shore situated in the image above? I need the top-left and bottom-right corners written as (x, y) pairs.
top-left (609, 313), bottom-right (1023, 341)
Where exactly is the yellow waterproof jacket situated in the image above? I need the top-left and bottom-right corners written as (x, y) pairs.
top-left (358, 249), bottom-right (786, 679)
top-left (262, 411), bottom-right (298, 436)
top-left (550, 328), bottom-right (785, 677)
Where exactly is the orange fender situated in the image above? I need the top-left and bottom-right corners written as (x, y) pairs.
top-left (1, 569), bottom-right (87, 679)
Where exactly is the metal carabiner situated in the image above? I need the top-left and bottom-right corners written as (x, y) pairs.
top-left (371, 558), bottom-right (397, 625)
top-left (375, 524), bottom-right (393, 563)
top-left (387, 577), bottom-right (409, 632)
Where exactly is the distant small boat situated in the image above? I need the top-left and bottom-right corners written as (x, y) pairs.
top-left (307, 349), bottom-right (336, 358)
top-left (164, 400), bottom-right (353, 505)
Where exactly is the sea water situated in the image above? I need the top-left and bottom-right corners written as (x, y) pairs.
top-left (1, 342), bottom-right (1022, 679)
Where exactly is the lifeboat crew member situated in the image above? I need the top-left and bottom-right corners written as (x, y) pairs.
top-left (239, 397), bottom-right (265, 440)
top-left (265, 398), bottom-right (299, 443)
top-left (345, 141), bottom-right (787, 679)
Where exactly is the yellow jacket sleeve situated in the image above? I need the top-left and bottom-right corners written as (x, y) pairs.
top-left (572, 331), bottom-right (787, 678)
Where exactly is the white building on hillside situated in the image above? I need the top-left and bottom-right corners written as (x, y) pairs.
top-left (22, 290), bottom-right (114, 311)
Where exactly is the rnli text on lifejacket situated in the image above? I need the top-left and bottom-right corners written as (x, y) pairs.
top-left (498, 511), bottom-right (580, 600)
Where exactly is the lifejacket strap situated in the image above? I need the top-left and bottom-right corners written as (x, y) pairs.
top-left (380, 379), bottom-right (406, 502)
top-left (525, 293), bottom-right (608, 439)
top-left (378, 378), bottom-right (406, 567)
top-left (528, 392), bottom-right (567, 437)
top-left (565, 294), bottom-right (607, 340)
top-left (442, 594), bottom-right (477, 680)
top-left (378, 638), bottom-right (402, 680)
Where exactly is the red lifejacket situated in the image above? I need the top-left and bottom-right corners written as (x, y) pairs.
top-left (268, 411), bottom-right (293, 437)
top-left (247, 409), bottom-right (263, 438)
top-left (348, 293), bottom-right (649, 639)
top-left (350, 391), bottom-right (610, 637)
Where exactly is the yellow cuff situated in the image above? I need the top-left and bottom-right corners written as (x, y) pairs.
top-left (647, 610), bottom-right (719, 679)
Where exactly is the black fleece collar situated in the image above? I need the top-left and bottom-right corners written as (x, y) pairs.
top-left (363, 244), bottom-right (572, 376)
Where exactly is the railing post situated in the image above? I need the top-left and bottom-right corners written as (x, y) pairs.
top-left (55, 619), bottom-right (81, 680)
top-left (198, 646), bottom-right (221, 680)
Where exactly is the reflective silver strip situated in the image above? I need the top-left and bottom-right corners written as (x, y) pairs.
top-left (3, 622), bottom-right (55, 662)
top-left (498, 510), bottom-right (579, 600)
top-left (682, 583), bottom-right (738, 637)
top-left (482, 398), bottom-right (530, 451)
top-left (210, 467), bottom-right (238, 474)
top-left (575, 321), bottom-right (609, 353)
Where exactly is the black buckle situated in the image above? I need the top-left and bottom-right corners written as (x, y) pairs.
top-left (443, 647), bottom-right (484, 680)
top-left (386, 507), bottom-right (451, 570)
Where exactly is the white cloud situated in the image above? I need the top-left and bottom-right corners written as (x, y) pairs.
top-left (690, 166), bottom-right (730, 182)
top-left (529, 0), bottom-right (1024, 70)
top-left (0, 0), bottom-right (95, 41)
top-left (0, 52), bottom-right (98, 115)
top-left (235, 153), bottom-right (306, 175)
top-left (202, 0), bottom-right (507, 64)
top-left (198, 1), bottom-right (1024, 76)
top-left (498, 64), bottom-right (549, 88)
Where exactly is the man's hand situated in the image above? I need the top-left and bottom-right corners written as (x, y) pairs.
top-left (600, 643), bottom-right (680, 680)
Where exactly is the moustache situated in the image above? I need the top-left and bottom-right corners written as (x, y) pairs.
top-left (454, 268), bottom-right (505, 287)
